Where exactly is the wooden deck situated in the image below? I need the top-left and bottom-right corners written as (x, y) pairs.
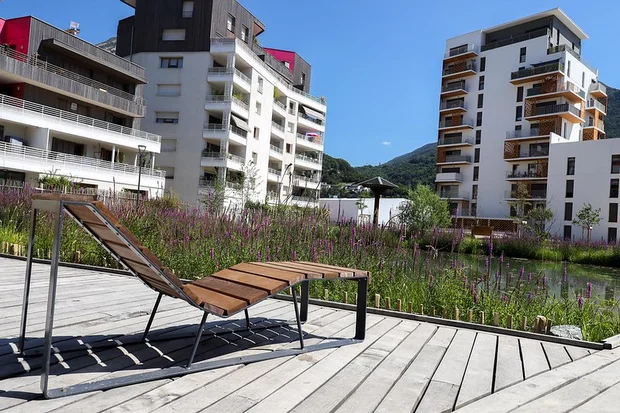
top-left (0, 257), bottom-right (618, 412)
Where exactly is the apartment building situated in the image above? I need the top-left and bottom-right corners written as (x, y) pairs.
top-left (436, 8), bottom-right (614, 241)
top-left (116, 0), bottom-right (327, 207)
top-left (0, 16), bottom-right (164, 195)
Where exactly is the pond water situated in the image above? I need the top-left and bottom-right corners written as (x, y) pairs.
top-left (440, 252), bottom-right (620, 302)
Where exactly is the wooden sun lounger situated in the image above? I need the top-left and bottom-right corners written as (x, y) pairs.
top-left (17, 194), bottom-right (369, 398)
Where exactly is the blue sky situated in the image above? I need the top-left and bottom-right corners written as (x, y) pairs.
top-left (2, 0), bottom-right (619, 166)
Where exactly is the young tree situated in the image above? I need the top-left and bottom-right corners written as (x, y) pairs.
top-left (398, 184), bottom-right (451, 235)
top-left (573, 203), bottom-right (601, 242)
top-left (507, 182), bottom-right (532, 222)
top-left (526, 204), bottom-right (554, 239)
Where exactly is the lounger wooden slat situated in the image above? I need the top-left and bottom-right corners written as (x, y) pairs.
top-left (298, 261), bottom-right (364, 277)
top-left (192, 277), bottom-right (267, 304)
top-left (182, 284), bottom-right (248, 316)
top-left (231, 263), bottom-right (307, 284)
top-left (250, 262), bottom-right (324, 279)
top-left (212, 269), bottom-right (288, 295)
top-left (275, 262), bottom-right (341, 279)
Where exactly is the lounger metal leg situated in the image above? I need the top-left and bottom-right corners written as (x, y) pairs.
top-left (291, 287), bottom-right (304, 349)
top-left (186, 312), bottom-right (208, 368)
top-left (300, 280), bottom-right (309, 323)
top-left (355, 277), bottom-right (368, 340)
top-left (41, 203), bottom-right (64, 397)
top-left (143, 293), bottom-right (163, 341)
top-left (18, 208), bottom-right (38, 355)
top-left (244, 309), bottom-right (251, 330)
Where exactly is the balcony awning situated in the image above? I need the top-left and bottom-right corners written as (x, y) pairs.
top-left (300, 106), bottom-right (325, 121)
top-left (230, 115), bottom-right (250, 132)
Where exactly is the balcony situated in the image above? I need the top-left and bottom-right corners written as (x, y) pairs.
top-left (439, 190), bottom-right (470, 200)
top-left (206, 67), bottom-right (251, 92)
top-left (582, 118), bottom-right (605, 132)
top-left (589, 82), bottom-right (607, 98)
top-left (526, 81), bottom-right (585, 103)
top-left (290, 195), bottom-right (318, 207)
top-left (438, 118), bottom-right (474, 132)
top-left (198, 179), bottom-right (242, 198)
top-left (586, 98), bottom-right (606, 115)
top-left (438, 136), bottom-right (473, 147)
top-left (271, 121), bottom-right (285, 138)
top-left (510, 61), bottom-right (564, 84)
top-left (482, 28), bottom-right (549, 52)
top-left (273, 99), bottom-right (286, 116)
top-left (293, 174), bottom-right (321, 189)
top-left (267, 168), bottom-right (281, 182)
top-left (435, 173), bottom-right (463, 183)
top-left (0, 46), bottom-right (146, 117)
top-left (525, 102), bottom-right (582, 123)
top-left (200, 151), bottom-right (245, 171)
top-left (504, 148), bottom-right (549, 161)
top-left (439, 100), bottom-right (467, 116)
top-left (0, 141), bottom-right (165, 188)
top-left (506, 170), bottom-right (548, 180)
top-left (231, 96), bottom-right (250, 117)
top-left (442, 62), bottom-right (477, 81)
top-left (505, 189), bottom-right (547, 200)
top-left (547, 44), bottom-right (597, 74)
top-left (298, 113), bottom-right (326, 131)
top-left (296, 133), bottom-right (323, 150)
top-left (505, 128), bottom-right (548, 141)
top-left (440, 81), bottom-right (467, 98)
top-left (443, 45), bottom-right (478, 63)
top-left (0, 93), bottom-right (160, 152)
top-left (205, 94), bottom-right (230, 110)
top-left (437, 155), bottom-right (472, 165)
top-left (269, 144), bottom-right (284, 160)
top-left (295, 154), bottom-right (322, 170)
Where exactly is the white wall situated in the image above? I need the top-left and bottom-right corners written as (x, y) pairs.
top-left (320, 198), bottom-right (407, 225)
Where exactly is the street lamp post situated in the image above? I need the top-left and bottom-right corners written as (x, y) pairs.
top-left (277, 163), bottom-right (293, 206)
top-left (136, 144), bottom-right (146, 210)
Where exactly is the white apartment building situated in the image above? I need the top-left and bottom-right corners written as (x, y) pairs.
top-left (117, 0), bottom-right (326, 207)
top-left (0, 16), bottom-right (165, 195)
top-left (436, 8), bottom-right (614, 241)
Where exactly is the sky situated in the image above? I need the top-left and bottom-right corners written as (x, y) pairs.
top-left (1, 0), bottom-right (619, 166)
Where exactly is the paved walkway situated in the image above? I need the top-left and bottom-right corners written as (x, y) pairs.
top-left (0, 257), bottom-right (617, 412)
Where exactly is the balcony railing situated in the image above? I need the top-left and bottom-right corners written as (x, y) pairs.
top-left (547, 44), bottom-right (597, 74)
top-left (586, 99), bottom-right (606, 112)
top-left (511, 61), bottom-right (564, 81)
top-left (234, 68), bottom-right (251, 84)
top-left (529, 103), bottom-right (580, 118)
top-left (439, 119), bottom-right (473, 129)
top-left (295, 154), bottom-right (321, 164)
top-left (299, 113), bottom-right (324, 126)
top-left (438, 136), bottom-right (473, 146)
top-left (270, 144), bottom-right (283, 154)
top-left (441, 81), bottom-right (467, 93)
top-left (435, 172), bottom-right (463, 182)
top-left (230, 124), bottom-right (248, 138)
top-left (232, 96), bottom-right (249, 110)
top-left (0, 93), bottom-right (161, 143)
top-left (509, 149), bottom-right (549, 159)
top-left (526, 81), bottom-right (585, 99)
top-left (589, 82), bottom-right (607, 96)
top-left (203, 122), bottom-right (227, 132)
top-left (268, 167), bottom-right (281, 177)
top-left (505, 189), bottom-right (547, 199)
top-left (272, 122), bottom-right (285, 132)
top-left (440, 190), bottom-right (470, 199)
top-left (444, 44), bottom-right (477, 59)
top-left (274, 100), bottom-right (286, 110)
top-left (441, 155), bottom-right (472, 163)
top-left (205, 94), bottom-right (230, 103)
top-left (506, 170), bottom-right (548, 179)
top-left (296, 133), bottom-right (324, 145)
top-left (582, 119), bottom-right (605, 131)
top-left (0, 141), bottom-right (165, 178)
top-left (442, 62), bottom-right (476, 76)
top-left (201, 151), bottom-right (245, 164)
top-left (207, 67), bottom-right (232, 75)
top-left (0, 45), bottom-right (145, 105)
top-left (293, 174), bottom-right (321, 184)
top-left (440, 100), bottom-right (466, 111)
top-left (482, 28), bottom-right (549, 52)
top-left (506, 128), bottom-right (543, 139)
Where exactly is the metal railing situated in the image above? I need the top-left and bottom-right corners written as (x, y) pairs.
top-left (270, 144), bottom-right (283, 154)
top-left (482, 28), bottom-right (549, 52)
top-left (529, 102), bottom-right (580, 118)
top-left (435, 172), bottom-right (463, 182)
top-left (207, 67), bottom-right (232, 75)
top-left (438, 136), bottom-right (473, 146)
top-left (506, 128), bottom-right (543, 139)
top-left (439, 119), bottom-right (473, 129)
top-left (440, 190), bottom-right (470, 199)
top-left (0, 141), bottom-right (165, 178)
top-left (587, 98), bottom-right (606, 112)
top-left (230, 125), bottom-right (248, 138)
top-left (506, 170), bottom-right (548, 179)
top-left (441, 155), bottom-right (472, 163)
top-left (526, 81), bottom-right (585, 99)
top-left (203, 123), bottom-right (228, 132)
top-left (201, 151), bottom-right (245, 164)
top-left (442, 62), bottom-right (476, 76)
top-left (268, 167), bottom-right (281, 176)
top-left (547, 44), bottom-right (597, 74)
top-left (299, 113), bottom-right (324, 126)
top-left (274, 100), bottom-right (286, 110)
top-left (232, 96), bottom-right (249, 110)
top-left (444, 44), bottom-right (478, 58)
top-left (440, 100), bottom-right (466, 110)
top-left (293, 174), bottom-right (321, 183)
top-left (441, 81), bottom-right (467, 93)
top-left (271, 122), bottom-right (285, 132)
top-left (508, 149), bottom-right (549, 159)
top-left (0, 45), bottom-right (145, 105)
top-left (511, 61), bottom-right (564, 81)
top-left (234, 68), bottom-right (251, 84)
top-left (589, 82), bottom-right (607, 95)
top-left (582, 119), bottom-right (605, 131)
top-left (296, 133), bottom-right (323, 145)
top-left (205, 94), bottom-right (230, 102)
top-left (291, 195), bottom-right (318, 203)
top-left (0, 93), bottom-right (161, 143)
top-left (295, 154), bottom-right (321, 164)
top-left (505, 189), bottom-right (547, 199)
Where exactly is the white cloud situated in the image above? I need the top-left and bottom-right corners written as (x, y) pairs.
top-left (381, 141), bottom-right (391, 146)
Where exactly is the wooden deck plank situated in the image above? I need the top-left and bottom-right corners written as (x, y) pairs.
top-left (542, 342), bottom-right (572, 369)
top-left (374, 326), bottom-right (456, 413)
top-left (455, 333), bottom-right (497, 409)
top-left (520, 339), bottom-right (550, 378)
top-left (565, 345), bottom-right (591, 361)
top-left (571, 381), bottom-right (620, 413)
top-left (494, 336), bottom-right (523, 392)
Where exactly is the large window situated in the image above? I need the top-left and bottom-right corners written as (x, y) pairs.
top-left (567, 157), bottom-right (575, 175)
top-left (162, 29), bottom-right (186, 41)
top-left (519, 47), bottom-right (527, 63)
top-left (155, 111), bottom-right (179, 124)
top-left (515, 106), bottom-right (522, 121)
top-left (473, 166), bottom-right (479, 181)
top-left (609, 227), bottom-right (618, 244)
top-left (478, 76), bottom-right (485, 91)
top-left (565, 180), bottom-right (574, 198)
top-left (227, 14), bottom-right (236, 33)
top-left (479, 57), bottom-right (486, 72)
top-left (475, 130), bottom-right (481, 145)
top-left (563, 225), bottom-right (572, 240)
top-left (476, 112), bottom-right (482, 127)
top-left (160, 57), bottom-right (183, 68)
top-left (474, 148), bottom-right (480, 163)
top-left (611, 179), bottom-right (619, 198)
top-left (477, 94), bottom-right (484, 109)
top-left (564, 202), bottom-right (573, 221)
top-left (612, 155), bottom-right (620, 173)
top-left (241, 25), bottom-right (249, 42)
top-left (610, 203), bottom-right (618, 223)
top-left (516, 86), bottom-right (524, 102)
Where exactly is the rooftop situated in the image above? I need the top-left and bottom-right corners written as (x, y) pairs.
top-left (1, 257), bottom-right (618, 412)
top-left (483, 7), bottom-right (588, 40)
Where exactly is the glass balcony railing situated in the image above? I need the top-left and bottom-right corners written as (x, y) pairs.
top-left (506, 128), bottom-right (543, 139)
top-left (482, 28), bottom-right (549, 52)
top-left (440, 190), bottom-right (470, 199)
top-left (441, 81), bottom-right (467, 93)
top-left (589, 82), bottom-right (607, 96)
top-left (506, 170), bottom-right (548, 179)
top-left (586, 99), bottom-right (606, 112)
top-left (526, 81), bottom-right (585, 99)
top-left (441, 155), bottom-right (472, 163)
top-left (442, 62), bottom-right (476, 76)
top-left (528, 103), bottom-right (580, 118)
top-left (438, 136), bottom-right (473, 146)
top-left (439, 119), bottom-right (473, 129)
top-left (439, 100), bottom-right (466, 111)
top-left (511, 61), bottom-right (564, 81)
top-left (505, 189), bottom-right (547, 199)
top-left (444, 44), bottom-right (478, 59)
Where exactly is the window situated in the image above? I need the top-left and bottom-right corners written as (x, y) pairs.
top-left (162, 29), bottom-right (186, 41)
top-left (611, 179), bottom-right (620, 198)
top-left (287, 122), bottom-right (294, 133)
top-left (301, 72), bottom-right (306, 85)
top-left (610, 203), bottom-right (618, 223)
top-left (161, 139), bottom-right (177, 152)
top-left (161, 166), bottom-right (175, 179)
top-left (160, 57), bottom-right (183, 68)
top-left (515, 106), bottom-right (522, 121)
top-left (479, 57), bottom-right (486, 72)
top-left (519, 47), bottom-right (526, 63)
top-left (475, 130), bottom-right (481, 145)
top-left (255, 101), bottom-right (262, 115)
top-left (182, 1), bottom-right (194, 17)
top-left (515, 125), bottom-right (522, 131)
top-left (253, 127), bottom-right (259, 139)
top-left (609, 227), bottom-right (618, 244)
top-left (567, 60), bottom-right (571, 77)
top-left (582, 72), bottom-right (585, 88)
top-left (566, 180), bottom-right (574, 198)
top-left (471, 203), bottom-right (477, 216)
top-left (564, 225), bottom-right (572, 240)
top-left (472, 184), bottom-right (478, 199)
top-left (257, 77), bottom-right (264, 93)
top-left (155, 111), bottom-right (179, 124)
top-left (476, 112), bottom-right (482, 127)
top-left (564, 202), bottom-right (573, 221)
top-left (567, 157), bottom-right (575, 175)
top-left (156, 84), bottom-right (181, 96)
top-left (286, 143), bottom-right (292, 154)
top-left (563, 122), bottom-right (567, 138)
top-left (227, 14), bottom-right (235, 32)
top-left (252, 152), bottom-right (258, 164)
top-left (516, 86), bottom-right (524, 102)
top-left (474, 148), bottom-right (480, 163)
top-left (284, 61), bottom-right (290, 69)
top-left (241, 25), bottom-right (249, 42)
top-left (477, 94), bottom-right (484, 109)
top-left (612, 155), bottom-right (620, 173)
top-left (473, 166), bottom-right (479, 181)
top-left (478, 76), bottom-right (485, 91)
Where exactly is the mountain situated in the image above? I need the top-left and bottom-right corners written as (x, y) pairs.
top-left (96, 37), bottom-right (117, 54)
top-left (606, 86), bottom-right (620, 139)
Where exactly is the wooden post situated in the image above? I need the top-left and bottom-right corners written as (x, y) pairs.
top-left (432, 308), bottom-right (436, 317)
top-left (408, 302), bottom-right (413, 313)
top-left (419, 304), bottom-right (424, 315)
top-left (521, 315), bottom-right (527, 331)
top-left (507, 314), bottom-right (513, 330)
top-left (397, 299), bottom-right (402, 312)
top-left (441, 306), bottom-right (447, 319)
top-left (467, 309), bottom-right (473, 322)
top-left (344, 291), bottom-right (349, 304)
top-left (493, 312), bottom-right (500, 327)
top-left (375, 294), bottom-right (381, 308)
top-left (298, 285), bottom-right (302, 296)
top-left (534, 316), bottom-right (547, 334)
top-left (479, 311), bottom-right (485, 325)
top-left (546, 319), bottom-right (552, 335)
top-left (324, 289), bottom-right (329, 301)
top-left (355, 293), bottom-right (358, 305)
top-left (454, 307), bottom-right (460, 320)
top-left (386, 297), bottom-right (391, 310)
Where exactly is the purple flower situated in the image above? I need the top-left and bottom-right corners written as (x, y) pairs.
top-left (542, 275), bottom-right (546, 287)
top-left (563, 264), bottom-right (568, 283)
top-left (528, 292), bottom-right (533, 302)
top-left (578, 295), bottom-right (584, 309)
top-left (292, 250), bottom-right (297, 261)
top-left (489, 241), bottom-right (494, 256)
top-left (527, 272), bottom-right (532, 282)
top-left (484, 257), bottom-right (489, 269)
top-left (585, 282), bottom-right (592, 299)
top-left (506, 262), bottom-right (510, 270)
top-left (500, 252), bottom-right (504, 263)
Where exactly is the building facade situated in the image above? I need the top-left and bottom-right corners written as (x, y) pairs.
top-left (436, 8), bottom-right (612, 241)
top-left (116, 0), bottom-right (327, 207)
top-left (0, 16), bottom-right (165, 195)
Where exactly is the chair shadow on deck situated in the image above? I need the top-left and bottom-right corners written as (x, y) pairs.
top-left (0, 315), bottom-right (338, 401)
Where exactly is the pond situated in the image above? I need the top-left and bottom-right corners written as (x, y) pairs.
top-left (441, 252), bottom-right (620, 302)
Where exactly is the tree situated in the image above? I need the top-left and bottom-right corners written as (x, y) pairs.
top-left (573, 203), bottom-right (601, 242)
top-left (526, 204), bottom-right (554, 239)
top-left (398, 184), bottom-right (451, 235)
top-left (507, 182), bottom-right (532, 222)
